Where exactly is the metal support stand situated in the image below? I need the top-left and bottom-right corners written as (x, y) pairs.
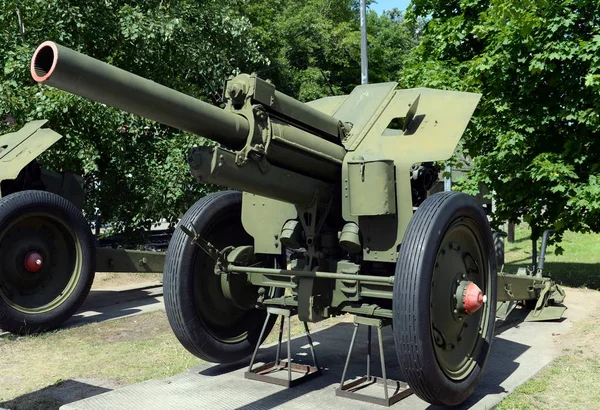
top-left (336, 316), bottom-right (412, 406)
top-left (244, 307), bottom-right (320, 387)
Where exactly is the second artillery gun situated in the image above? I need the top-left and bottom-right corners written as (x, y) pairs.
top-left (0, 121), bottom-right (166, 334)
top-left (28, 41), bottom-right (566, 406)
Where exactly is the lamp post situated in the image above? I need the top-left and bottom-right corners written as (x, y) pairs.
top-left (360, 0), bottom-right (368, 85)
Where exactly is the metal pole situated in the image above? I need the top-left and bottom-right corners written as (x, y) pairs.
top-left (532, 239), bottom-right (537, 270)
top-left (377, 326), bottom-right (389, 401)
top-left (537, 229), bottom-right (554, 273)
top-left (444, 165), bottom-right (452, 191)
top-left (340, 323), bottom-right (359, 388)
top-left (248, 312), bottom-right (271, 372)
top-left (367, 326), bottom-right (372, 379)
top-left (360, 0), bottom-right (368, 85)
top-left (275, 317), bottom-right (285, 368)
top-left (287, 316), bottom-right (292, 384)
top-left (228, 265), bottom-right (395, 285)
top-left (303, 322), bottom-right (320, 370)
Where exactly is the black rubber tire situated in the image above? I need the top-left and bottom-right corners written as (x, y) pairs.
top-left (164, 190), bottom-right (276, 363)
top-left (494, 234), bottom-right (505, 269)
top-left (0, 190), bottom-right (95, 334)
top-left (393, 191), bottom-right (497, 406)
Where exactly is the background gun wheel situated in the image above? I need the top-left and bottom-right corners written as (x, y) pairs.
top-left (0, 191), bottom-right (95, 334)
top-left (493, 233), bottom-right (505, 268)
top-left (164, 191), bottom-right (278, 363)
top-left (393, 192), bottom-right (497, 406)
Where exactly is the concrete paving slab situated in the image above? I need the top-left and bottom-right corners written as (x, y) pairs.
top-left (61, 305), bottom-right (577, 410)
top-left (63, 284), bottom-right (164, 329)
top-left (0, 283), bottom-right (164, 337)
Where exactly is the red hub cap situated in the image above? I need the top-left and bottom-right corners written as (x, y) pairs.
top-left (24, 251), bottom-right (44, 273)
top-left (462, 281), bottom-right (486, 315)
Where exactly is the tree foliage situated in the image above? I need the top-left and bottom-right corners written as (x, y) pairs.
top-left (0, 0), bottom-right (266, 233)
top-left (0, 0), bottom-right (420, 237)
top-left (241, 0), bottom-right (422, 101)
top-left (404, 0), bottom-right (600, 248)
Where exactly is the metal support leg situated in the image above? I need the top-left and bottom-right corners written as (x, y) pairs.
top-left (367, 326), bottom-right (372, 379)
top-left (304, 321), bottom-right (320, 370)
top-left (247, 312), bottom-right (272, 373)
top-left (244, 307), bottom-right (321, 388)
top-left (274, 317), bottom-right (284, 370)
top-left (287, 313), bottom-right (292, 385)
top-left (377, 326), bottom-right (388, 401)
top-left (335, 316), bottom-right (413, 406)
top-left (340, 323), bottom-right (359, 388)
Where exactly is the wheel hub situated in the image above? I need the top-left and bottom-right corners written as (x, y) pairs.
top-left (429, 220), bottom-right (491, 381)
top-left (0, 213), bottom-right (80, 312)
top-left (24, 251), bottom-right (44, 273)
top-left (455, 281), bottom-right (486, 315)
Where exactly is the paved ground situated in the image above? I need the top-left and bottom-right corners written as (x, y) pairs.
top-left (64, 282), bottom-right (164, 328)
top-left (60, 297), bottom-right (587, 410)
top-left (0, 282), bottom-right (164, 338)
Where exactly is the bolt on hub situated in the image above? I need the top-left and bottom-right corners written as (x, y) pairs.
top-left (24, 251), bottom-right (44, 273)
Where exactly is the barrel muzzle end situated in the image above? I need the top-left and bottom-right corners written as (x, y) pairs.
top-left (31, 41), bottom-right (58, 83)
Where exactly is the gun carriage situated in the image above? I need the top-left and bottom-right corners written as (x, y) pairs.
top-left (0, 40), bottom-right (567, 406)
top-left (0, 122), bottom-right (165, 334)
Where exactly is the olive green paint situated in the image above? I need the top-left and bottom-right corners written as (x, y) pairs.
top-left (0, 120), bottom-right (62, 197)
top-left (241, 193), bottom-right (296, 255)
top-left (0, 122), bottom-right (166, 275)
top-left (27, 41), bottom-right (566, 338)
top-left (95, 248), bottom-right (167, 273)
top-left (339, 87), bottom-right (482, 262)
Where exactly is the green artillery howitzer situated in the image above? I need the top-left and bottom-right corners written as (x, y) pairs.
top-left (25, 41), bottom-right (566, 406)
top-left (0, 124), bottom-right (166, 334)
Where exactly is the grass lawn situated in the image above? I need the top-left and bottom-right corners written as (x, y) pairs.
top-left (0, 308), bottom-right (346, 409)
top-left (501, 224), bottom-right (600, 290)
top-left (497, 224), bottom-right (600, 409)
top-left (0, 311), bottom-right (199, 408)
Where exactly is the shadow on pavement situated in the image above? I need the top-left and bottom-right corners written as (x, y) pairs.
top-left (192, 318), bottom-right (531, 410)
top-left (0, 285), bottom-right (164, 337)
top-left (81, 285), bottom-right (162, 309)
top-left (62, 286), bottom-right (164, 330)
top-left (0, 380), bottom-right (116, 410)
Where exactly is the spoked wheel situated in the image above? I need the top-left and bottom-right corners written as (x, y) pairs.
top-left (164, 190), bottom-right (279, 363)
top-left (0, 191), bottom-right (95, 334)
top-left (394, 192), bottom-right (497, 406)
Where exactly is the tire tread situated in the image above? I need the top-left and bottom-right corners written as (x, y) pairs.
top-left (393, 191), bottom-right (496, 405)
top-left (0, 190), bottom-right (95, 334)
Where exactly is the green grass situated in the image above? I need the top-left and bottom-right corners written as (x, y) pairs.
top-left (502, 225), bottom-right (600, 290)
top-left (497, 326), bottom-right (600, 410)
top-left (0, 308), bottom-right (345, 409)
top-left (497, 224), bottom-right (600, 409)
top-left (0, 311), bottom-right (201, 405)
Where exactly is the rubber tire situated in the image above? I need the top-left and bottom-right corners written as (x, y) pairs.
top-left (494, 234), bottom-right (505, 269)
top-left (164, 190), bottom-right (276, 363)
top-left (393, 191), bottom-right (497, 406)
top-left (0, 190), bottom-right (95, 334)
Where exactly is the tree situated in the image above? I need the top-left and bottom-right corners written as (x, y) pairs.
top-left (240, 0), bottom-right (422, 101)
top-left (404, 0), bottom-right (600, 250)
top-left (0, 0), bottom-right (267, 235)
top-left (1, 0), bottom-right (422, 238)
top-left (367, 8), bottom-right (424, 84)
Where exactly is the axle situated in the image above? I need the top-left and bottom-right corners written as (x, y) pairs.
top-left (227, 264), bottom-right (395, 285)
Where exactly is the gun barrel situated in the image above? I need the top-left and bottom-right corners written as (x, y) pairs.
top-left (31, 41), bottom-right (249, 149)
